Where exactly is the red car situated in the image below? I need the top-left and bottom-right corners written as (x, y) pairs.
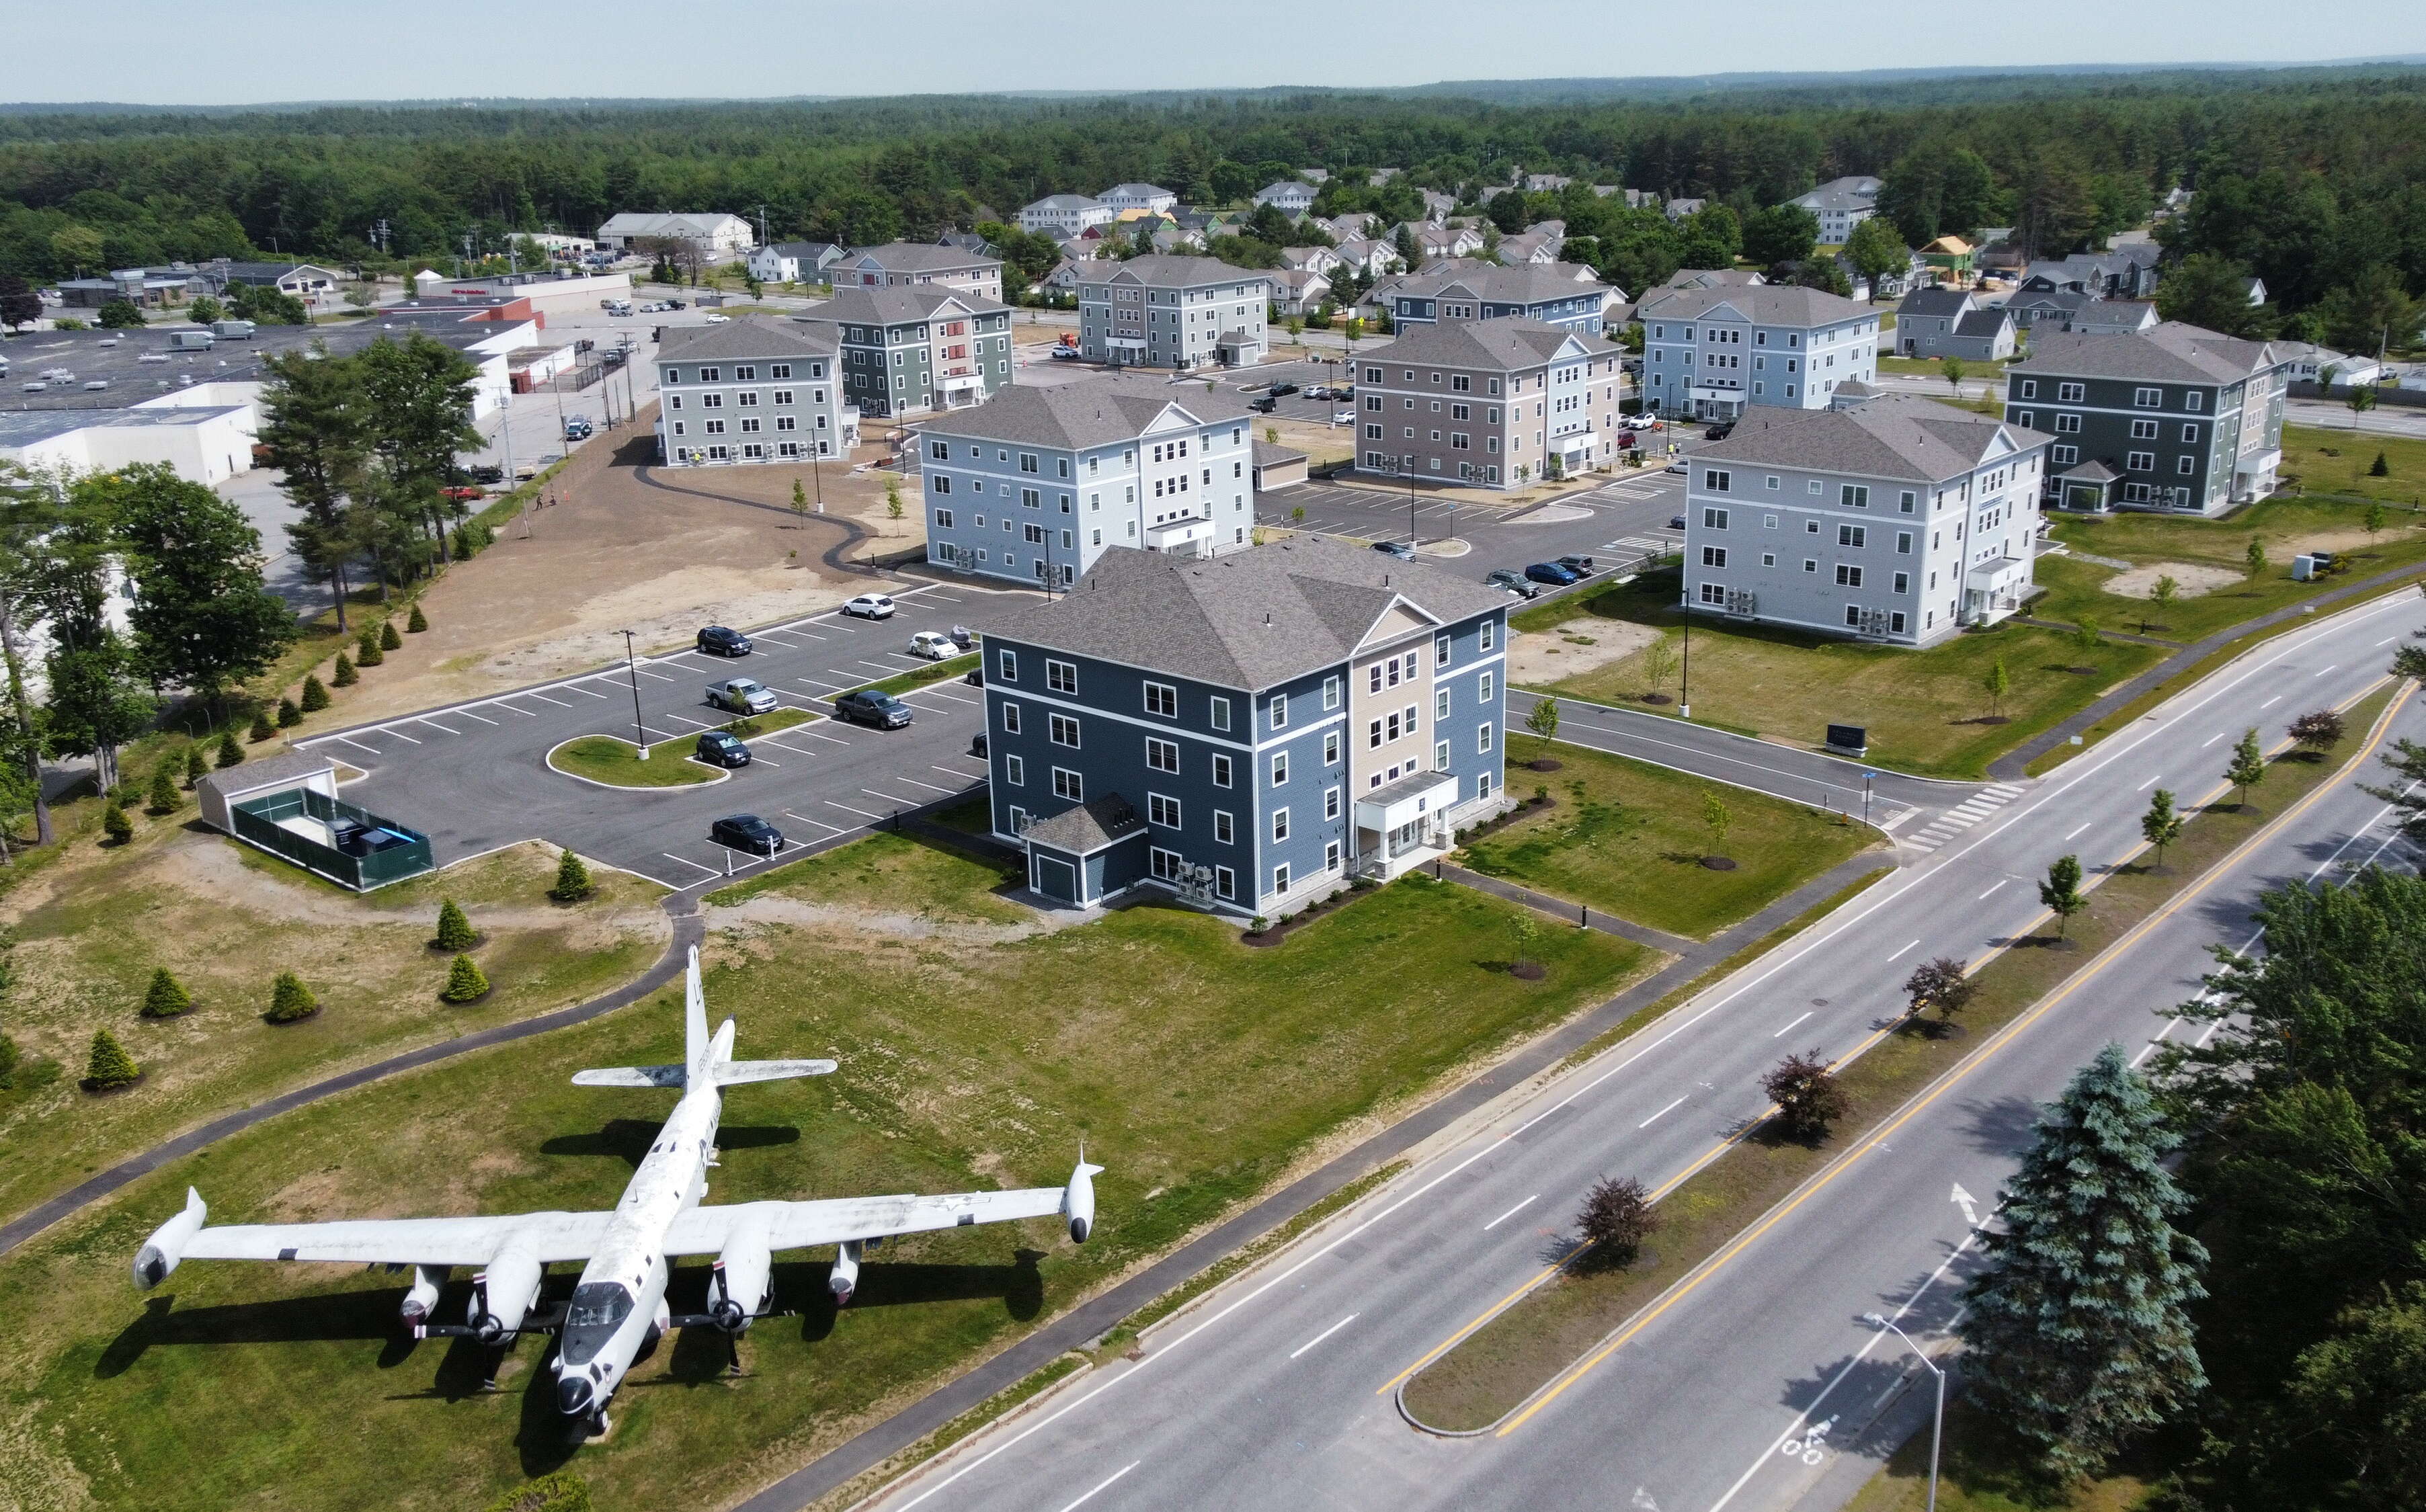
top-left (442, 485), bottom-right (485, 502)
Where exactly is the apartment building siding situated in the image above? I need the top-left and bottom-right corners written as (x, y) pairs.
top-left (1077, 255), bottom-right (1271, 370)
top-left (835, 243), bottom-right (1005, 302)
top-left (801, 289), bottom-right (1013, 420)
top-left (653, 320), bottom-right (859, 466)
top-left (1352, 319), bottom-right (1626, 489)
top-left (1635, 285), bottom-right (1880, 420)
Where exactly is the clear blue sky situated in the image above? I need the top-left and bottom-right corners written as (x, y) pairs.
top-left (10, 0), bottom-right (2424, 106)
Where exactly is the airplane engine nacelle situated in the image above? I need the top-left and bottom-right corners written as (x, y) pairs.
top-left (827, 1240), bottom-right (861, 1305)
top-left (132, 1187), bottom-right (208, 1290)
top-left (714, 1228), bottom-right (773, 1333)
top-left (400, 1265), bottom-right (445, 1326)
top-left (470, 1244), bottom-right (544, 1344)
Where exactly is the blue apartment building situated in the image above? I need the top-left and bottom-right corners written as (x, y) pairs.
top-left (979, 538), bottom-right (1512, 915)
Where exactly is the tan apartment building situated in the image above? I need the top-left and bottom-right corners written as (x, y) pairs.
top-left (1352, 319), bottom-right (1627, 488)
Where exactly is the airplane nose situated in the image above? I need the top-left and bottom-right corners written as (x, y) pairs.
top-left (555, 1374), bottom-right (593, 1416)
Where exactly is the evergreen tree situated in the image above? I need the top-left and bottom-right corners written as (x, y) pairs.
top-left (81, 1027), bottom-right (141, 1091)
top-left (379, 619), bottom-right (402, 651)
top-left (2226, 726), bottom-right (2267, 806)
top-left (407, 602), bottom-right (428, 632)
top-left (440, 953), bottom-right (490, 1003)
top-left (433, 897), bottom-right (476, 951)
top-left (143, 966), bottom-right (192, 1017)
top-left (184, 745), bottom-right (206, 786)
top-left (266, 971), bottom-right (319, 1023)
top-left (146, 761), bottom-right (181, 815)
top-left (331, 652), bottom-right (358, 687)
top-left (2370, 450), bottom-right (2390, 478)
top-left (549, 847), bottom-right (595, 902)
top-left (102, 802), bottom-right (133, 845)
top-left (2140, 788), bottom-right (2184, 868)
top-left (1960, 1045), bottom-right (2208, 1479)
top-left (214, 729), bottom-right (243, 768)
top-left (356, 627), bottom-right (383, 666)
top-left (299, 674), bottom-right (330, 712)
top-left (248, 707), bottom-right (276, 742)
top-left (276, 696), bottom-right (302, 728)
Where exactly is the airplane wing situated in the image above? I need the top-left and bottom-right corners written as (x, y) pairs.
top-left (177, 1209), bottom-right (614, 1268)
top-left (661, 1187), bottom-right (1071, 1257)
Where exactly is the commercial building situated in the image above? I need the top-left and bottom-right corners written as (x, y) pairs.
top-left (594, 212), bottom-right (756, 261)
top-left (1682, 390), bottom-right (2052, 647)
top-left (1076, 255), bottom-right (1271, 370)
top-left (653, 318), bottom-right (859, 466)
top-left (1634, 282), bottom-right (1881, 420)
top-left (409, 269), bottom-right (634, 321)
top-left (831, 242), bottom-right (1005, 302)
top-left (978, 536), bottom-right (1510, 913)
top-left (1376, 261), bottom-right (1613, 335)
top-left (1352, 317), bottom-right (1627, 487)
top-left (795, 286), bottom-right (1013, 419)
top-left (0, 407), bottom-right (256, 487)
top-left (916, 375), bottom-right (1255, 587)
top-left (2003, 322), bottom-right (2287, 514)
top-left (1018, 195), bottom-right (1115, 237)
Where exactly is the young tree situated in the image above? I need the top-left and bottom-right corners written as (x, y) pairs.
top-left (214, 729), bottom-right (243, 769)
top-left (379, 619), bottom-right (402, 651)
top-left (356, 627), bottom-right (383, 666)
top-left (2364, 501), bottom-right (2386, 545)
top-left (2350, 384), bottom-right (2378, 418)
top-left (1640, 635), bottom-right (1679, 702)
top-left (331, 652), bottom-right (357, 687)
top-left (81, 1027), bottom-right (141, 1092)
top-left (2288, 708), bottom-right (2346, 753)
top-left (276, 697), bottom-right (301, 728)
top-left (143, 967), bottom-right (192, 1018)
top-left (434, 898), bottom-right (477, 952)
top-left (1982, 657), bottom-right (2011, 718)
top-left (258, 344), bottom-right (369, 630)
top-left (265, 971), bottom-right (319, 1023)
top-left (441, 954), bottom-right (491, 1003)
top-left (2147, 574), bottom-right (2178, 632)
top-left (247, 707), bottom-right (276, 742)
top-left (1701, 790), bottom-right (1733, 857)
top-left (1763, 1050), bottom-right (1848, 1142)
top-left (885, 476), bottom-right (904, 528)
top-left (2370, 450), bottom-right (2390, 478)
top-left (407, 601), bottom-right (428, 633)
top-left (549, 847), bottom-right (596, 902)
top-left (2226, 726), bottom-right (2267, 806)
top-left (1901, 956), bottom-right (1977, 1032)
top-left (186, 294), bottom-right (225, 326)
top-left (146, 761), bottom-right (181, 815)
top-left (1941, 355), bottom-right (1967, 394)
top-left (2246, 535), bottom-right (2269, 579)
top-left (1509, 911), bottom-right (1541, 976)
top-left (2073, 616), bottom-right (2101, 652)
top-left (789, 478), bottom-right (809, 526)
top-left (102, 801), bottom-right (134, 845)
top-left (1575, 1175), bottom-right (1659, 1269)
top-left (1525, 696), bottom-right (1559, 754)
top-left (1960, 1045), bottom-right (2207, 1480)
top-left (184, 745), bottom-right (206, 786)
top-left (2140, 788), bottom-right (2185, 869)
top-left (2039, 853), bottom-right (2088, 938)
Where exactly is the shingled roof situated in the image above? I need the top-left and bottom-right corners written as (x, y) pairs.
top-left (1633, 282), bottom-right (1872, 327)
top-left (1695, 394), bottom-right (2048, 483)
top-left (1361, 317), bottom-right (1619, 373)
top-left (657, 317), bottom-right (838, 362)
top-left (2008, 321), bottom-right (2279, 386)
top-left (797, 285), bottom-right (1008, 325)
top-left (985, 536), bottom-right (1510, 691)
top-left (908, 375), bottom-right (1249, 450)
top-left (1391, 262), bottom-right (1611, 305)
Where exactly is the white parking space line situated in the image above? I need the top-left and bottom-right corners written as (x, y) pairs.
top-left (663, 714), bottom-right (713, 728)
top-left (797, 677), bottom-right (852, 691)
top-left (662, 853), bottom-right (723, 878)
top-left (453, 708), bottom-right (501, 723)
top-left (935, 763), bottom-right (986, 778)
top-left (894, 776), bottom-right (955, 794)
top-left (797, 728), bottom-right (851, 745)
top-left (862, 788), bottom-right (918, 804)
top-left (746, 754), bottom-right (780, 767)
top-left (629, 667), bottom-right (676, 681)
top-left (519, 691), bottom-right (575, 708)
top-left (781, 810), bottom-right (847, 835)
top-left (413, 718), bottom-right (458, 735)
top-left (378, 727), bottom-right (423, 745)
top-left (909, 688), bottom-right (975, 705)
top-left (561, 683), bottom-right (610, 699)
top-left (855, 660), bottom-right (897, 673)
top-left (826, 799), bottom-right (885, 820)
top-left (330, 736), bottom-right (381, 755)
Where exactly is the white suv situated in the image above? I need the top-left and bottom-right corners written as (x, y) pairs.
top-left (842, 593), bottom-right (897, 620)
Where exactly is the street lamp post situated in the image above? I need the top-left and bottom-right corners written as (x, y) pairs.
top-left (1863, 1312), bottom-right (1945, 1512)
top-left (621, 629), bottom-right (649, 761)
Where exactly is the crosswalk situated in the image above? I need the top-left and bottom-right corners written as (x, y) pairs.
top-left (1900, 782), bottom-right (2027, 851)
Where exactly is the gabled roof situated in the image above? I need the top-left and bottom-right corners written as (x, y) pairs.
top-left (799, 286), bottom-right (1007, 325)
top-left (1897, 287), bottom-right (1972, 319)
top-left (1954, 309), bottom-right (2012, 338)
top-left (1662, 267), bottom-right (1765, 290)
top-left (657, 317), bottom-right (838, 362)
top-left (909, 375), bottom-right (1248, 451)
top-left (2009, 321), bottom-right (2279, 386)
top-left (1022, 793), bottom-right (1144, 856)
top-left (1634, 282), bottom-right (1872, 328)
top-left (845, 241), bottom-right (1002, 272)
top-left (1076, 254), bottom-right (1268, 290)
top-left (1391, 262), bottom-right (1611, 306)
top-left (1101, 183), bottom-right (1172, 200)
top-left (1363, 317), bottom-right (1618, 373)
top-left (985, 537), bottom-right (1510, 692)
top-left (760, 241), bottom-right (843, 261)
top-left (1022, 194), bottom-right (1103, 212)
top-left (1256, 180), bottom-right (1315, 198)
top-left (1695, 394), bottom-right (2047, 483)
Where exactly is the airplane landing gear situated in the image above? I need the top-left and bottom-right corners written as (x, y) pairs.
top-left (571, 1408), bottom-right (612, 1443)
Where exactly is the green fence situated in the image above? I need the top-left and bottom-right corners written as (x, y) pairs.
top-left (229, 786), bottom-right (434, 890)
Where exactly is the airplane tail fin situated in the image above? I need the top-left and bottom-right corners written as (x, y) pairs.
top-left (684, 945), bottom-right (711, 1081)
top-left (571, 946), bottom-right (836, 1091)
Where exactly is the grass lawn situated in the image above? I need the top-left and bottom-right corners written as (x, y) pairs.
top-left (2279, 421), bottom-right (2426, 505)
top-left (1512, 569), bottom-right (2165, 779)
top-left (1463, 741), bottom-right (1878, 937)
top-left (1844, 1398), bottom-right (2154, 1512)
top-left (0, 843), bottom-right (1648, 1512)
top-left (705, 828), bottom-right (1028, 926)
top-left (0, 831), bottom-right (667, 1222)
top-left (1877, 354), bottom-right (2012, 380)
top-left (849, 652), bottom-right (978, 698)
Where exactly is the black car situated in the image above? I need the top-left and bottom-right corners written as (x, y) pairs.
top-left (963, 667), bottom-right (984, 687)
top-left (969, 731), bottom-right (988, 758)
top-left (694, 730), bottom-right (751, 768)
top-left (1249, 395), bottom-right (1279, 413)
top-left (1373, 539), bottom-right (1416, 561)
top-left (1669, 515), bottom-right (1688, 530)
top-left (833, 689), bottom-right (913, 728)
top-left (467, 464), bottom-right (506, 485)
top-left (1704, 421), bottom-right (1736, 440)
top-left (1268, 381), bottom-right (1299, 397)
top-left (710, 813), bottom-right (782, 855)
top-left (696, 624), bottom-right (752, 657)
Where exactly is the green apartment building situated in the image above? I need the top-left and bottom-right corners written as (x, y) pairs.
top-left (797, 286), bottom-right (1014, 420)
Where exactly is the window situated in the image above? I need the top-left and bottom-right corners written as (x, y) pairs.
top-left (1896, 531), bottom-right (1913, 554)
top-left (2053, 444), bottom-right (2079, 466)
top-left (928, 439), bottom-right (950, 461)
top-left (1052, 767), bottom-right (1082, 800)
top-left (1893, 571), bottom-right (1910, 593)
top-left (1322, 725), bottom-right (1340, 762)
top-left (1836, 564), bottom-right (1864, 587)
top-left (1841, 485), bottom-right (1869, 509)
top-left (2018, 379), bottom-right (2037, 399)
top-left (1143, 681), bottom-right (1177, 718)
top-left (2181, 423), bottom-right (2201, 443)
top-left (998, 649), bottom-right (1018, 681)
top-left (1049, 713), bottom-right (1080, 748)
top-left (2185, 392), bottom-right (2204, 412)
top-left (1435, 687), bottom-right (1451, 721)
top-left (2134, 387), bottom-right (2162, 408)
top-left (1272, 864), bottom-right (1291, 896)
top-left (2056, 413), bottom-right (2083, 433)
top-left (1213, 809), bottom-right (1236, 844)
top-left (933, 507), bottom-right (955, 528)
top-left (1434, 633), bottom-right (1452, 667)
top-left (1272, 808), bottom-right (1291, 842)
top-left (1480, 669), bottom-right (1494, 702)
top-left (1480, 620), bottom-right (1495, 652)
top-left (1215, 864), bottom-right (1237, 899)
top-left (1324, 675), bottom-right (1341, 710)
top-left (1838, 524), bottom-right (1866, 547)
top-left (1004, 754), bottom-right (1025, 786)
top-left (1702, 546), bottom-right (1728, 567)
top-left (2131, 418), bottom-right (2158, 439)
top-left (1047, 659), bottom-right (1076, 694)
top-left (1846, 605), bottom-right (1866, 628)
top-left (2058, 382), bottom-right (2085, 403)
top-left (1001, 703), bottom-right (1021, 734)
top-left (1705, 469), bottom-right (1732, 493)
top-left (2128, 452), bottom-right (2155, 472)
top-left (1367, 717), bottom-right (1383, 749)
top-left (1146, 737), bottom-right (1179, 773)
top-left (1269, 693), bottom-right (1289, 729)
top-left (1703, 507), bottom-right (1730, 529)
top-left (1210, 696), bottom-right (1231, 732)
top-left (1270, 751), bottom-right (1289, 786)
top-left (2177, 455), bottom-right (2196, 475)
top-left (1478, 722), bottom-right (1494, 753)
top-left (1148, 793), bottom-right (1182, 829)
top-left (1211, 752), bottom-right (1234, 788)
top-left (1899, 491), bottom-right (1917, 513)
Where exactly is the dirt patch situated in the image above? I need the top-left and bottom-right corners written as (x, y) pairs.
top-left (1510, 620), bottom-right (1661, 685)
top-left (2101, 561), bottom-right (2243, 599)
top-left (713, 892), bottom-right (1063, 943)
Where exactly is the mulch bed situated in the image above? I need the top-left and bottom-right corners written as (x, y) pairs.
top-left (1240, 880), bottom-right (1371, 946)
top-left (1699, 855), bottom-right (1738, 871)
top-left (1527, 758), bottom-right (1564, 771)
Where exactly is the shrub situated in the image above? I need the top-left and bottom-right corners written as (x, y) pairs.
top-left (1248, 915), bottom-right (1268, 934)
top-left (214, 730), bottom-right (243, 768)
top-left (248, 707), bottom-right (276, 742)
top-left (482, 1472), bottom-right (592, 1512)
top-left (299, 674), bottom-right (330, 712)
top-left (1576, 1175), bottom-right (1659, 1269)
top-left (102, 803), bottom-right (134, 845)
top-left (331, 652), bottom-right (358, 687)
top-left (433, 898), bottom-right (477, 951)
top-left (1763, 1050), bottom-right (1849, 1142)
top-left (143, 967), bottom-right (193, 1018)
top-left (184, 746), bottom-right (206, 786)
top-left (379, 620), bottom-right (403, 651)
top-left (440, 954), bottom-right (491, 1003)
top-left (2371, 450), bottom-right (2390, 477)
top-left (81, 1028), bottom-right (140, 1092)
top-left (407, 602), bottom-right (429, 632)
top-left (548, 847), bottom-right (596, 902)
top-left (276, 697), bottom-right (302, 728)
top-left (2289, 708), bottom-right (2347, 751)
top-left (147, 763), bottom-right (181, 815)
top-left (265, 971), bottom-right (319, 1023)
top-left (356, 628), bottom-right (383, 666)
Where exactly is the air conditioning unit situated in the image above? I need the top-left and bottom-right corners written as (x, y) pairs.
top-left (1856, 608), bottom-right (1892, 638)
top-left (1723, 589), bottom-right (1758, 616)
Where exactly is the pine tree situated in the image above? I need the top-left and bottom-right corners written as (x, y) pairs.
top-left (184, 745), bottom-right (206, 786)
top-left (276, 697), bottom-right (302, 728)
top-left (143, 966), bottom-right (192, 1017)
top-left (147, 763), bottom-right (181, 815)
top-left (331, 652), bottom-right (358, 687)
top-left (300, 674), bottom-right (331, 711)
top-left (2140, 788), bottom-right (2184, 869)
top-left (265, 971), bottom-right (319, 1023)
top-left (433, 897), bottom-right (477, 951)
top-left (2226, 726), bottom-right (2267, 806)
top-left (81, 1027), bottom-right (141, 1091)
top-left (407, 602), bottom-right (429, 632)
top-left (1960, 1045), bottom-right (2208, 1479)
top-left (549, 847), bottom-right (596, 902)
top-left (2370, 450), bottom-right (2390, 477)
top-left (440, 953), bottom-right (491, 1003)
top-left (356, 628), bottom-right (383, 666)
top-left (247, 707), bottom-right (276, 742)
top-left (102, 802), bottom-right (133, 845)
top-left (379, 620), bottom-right (402, 651)
top-left (214, 730), bottom-right (244, 768)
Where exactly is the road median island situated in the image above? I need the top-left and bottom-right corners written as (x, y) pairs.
top-left (546, 708), bottom-right (817, 788)
top-left (1397, 680), bottom-right (2404, 1435)
top-left (842, 651), bottom-right (979, 699)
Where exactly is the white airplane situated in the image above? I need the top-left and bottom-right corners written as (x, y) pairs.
top-left (132, 947), bottom-right (1102, 1435)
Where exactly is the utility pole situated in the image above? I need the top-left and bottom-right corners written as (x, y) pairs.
top-left (1678, 582), bottom-right (1692, 720)
top-left (622, 630), bottom-right (649, 760)
top-left (1864, 1314), bottom-right (1944, 1512)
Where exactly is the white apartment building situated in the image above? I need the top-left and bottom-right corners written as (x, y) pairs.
top-left (1018, 195), bottom-right (1115, 237)
top-left (1635, 283), bottom-right (1881, 420)
top-left (1099, 183), bottom-right (1178, 215)
top-left (1784, 176), bottom-right (1882, 245)
top-left (654, 319), bottom-right (860, 466)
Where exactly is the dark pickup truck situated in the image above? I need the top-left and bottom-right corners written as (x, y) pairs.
top-left (833, 689), bottom-right (913, 729)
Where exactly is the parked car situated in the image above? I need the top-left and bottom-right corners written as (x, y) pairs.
top-left (833, 689), bottom-right (913, 729)
top-left (1621, 413), bottom-right (1659, 431)
top-left (1373, 539), bottom-right (1416, 561)
top-left (1332, 409), bottom-right (1357, 425)
top-left (703, 313), bottom-right (730, 324)
top-left (441, 485), bottom-right (484, 503)
top-left (1049, 345), bottom-right (1082, 361)
top-left (1664, 460), bottom-right (1686, 475)
top-left (696, 625), bottom-right (752, 657)
top-left (1249, 396), bottom-right (1279, 413)
top-left (710, 814), bottom-right (783, 855)
top-left (601, 347), bottom-right (628, 368)
top-left (1703, 421), bottom-right (1735, 441)
top-left (665, 298), bottom-right (686, 310)
top-left (563, 415), bottom-right (594, 441)
top-left (1484, 569), bottom-right (1540, 599)
top-left (1268, 381), bottom-right (1299, 397)
top-left (1556, 554), bottom-right (1598, 577)
top-left (1668, 515), bottom-right (1687, 530)
top-left (948, 624), bottom-right (975, 650)
top-left (907, 630), bottom-right (956, 659)
top-left (468, 464), bottom-right (506, 485)
top-left (694, 730), bottom-right (752, 768)
top-left (1524, 561), bottom-right (1581, 586)
top-left (963, 666), bottom-right (984, 687)
top-left (969, 732), bottom-right (988, 758)
top-left (842, 593), bottom-right (896, 620)
top-left (705, 677), bottom-right (778, 715)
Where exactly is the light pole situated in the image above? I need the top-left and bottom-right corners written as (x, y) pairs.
top-left (621, 629), bottom-right (649, 761)
top-left (1863, 1312), bottom-right (1945, 1512)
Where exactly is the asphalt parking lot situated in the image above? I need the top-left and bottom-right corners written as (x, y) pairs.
top-left (1260, 469), bottom-right (1693, 592)
top-left (298, 579), bottom-right (1037, 890)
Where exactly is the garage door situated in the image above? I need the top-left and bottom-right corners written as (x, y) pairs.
top-left (1033, 855), bottom-right (1080, 903)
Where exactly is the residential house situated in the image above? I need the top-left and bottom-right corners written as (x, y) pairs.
top-left (1633, 283), bottom-right (1882, 419)
top-left (1523, 173), bottom-right (1574, 193)
top-left (1099, 183), bottom-right (1178, 215)
top-left (832, 242), bottom-right (1005, 302)
top-left (977, 536), bottom-right (1511, 913)
top-left (1494, 228), bottom-right (1560, 264)
top-left (2020, 246), bottom-right (2160, 300)
top-left (1920, 237), bottom-right (1976, 283)
top-left (1785, 176), bottom-right (1882, 245)
top-left (2073, 301), bottom-right (2158, 337)
top-left (2003, 287), bottom-right (2097, 334)
top-left (916, 375), bottom-right (1256, 589)
top-left (2003, 321), bottom-right (2288, 514)
top-left (2276, 343), bottom-right (2384, 388)
top-left (1682, 390), bottom-right (2050, 646)
top-left (1076, 255), bottom-right (1272, 370)
top-left (653, 318), bottom-right (858, 466)
top-left (1353, 317), bottom-right (1628, 487)
top-left (796, 286), bottom-right (1014, 419)
top-left (1419, 190), bottom-right (1457, 222)
top-left (1279, 245), bottom-right (1344, 278)
top-left (1321, 212), bottom-right (1382, 242)
top-left (1040, 259), bottom-right (1090, 298)
top-left (1663, 267), bottom-right (1767, 291)
top-left (1389, 222), bottom-right (1486, 261)
top-left (1892, 288), bottom-right (2017, 362)
top-left (1301, 168), bottom-right (1330, 184)
top-left (1269, 268), bottom-right (1333, 317)
top-left (1147, 226), bottom-right (1206, 255)
top-left (1254, 181), bottom-right (1320, 214)
top-left (934, 229), bottom-right (996, 258)
top-left (594, 212), bottom-right (755, 261)
top-left (1377, 261), bottom-right (1614, 336)
top-left (1666, 198), bottom-right (1709, 221)
top-left (747, 241), bottom-right (848, 285)
top-left (1332, 239), bottom-right (1400, 279)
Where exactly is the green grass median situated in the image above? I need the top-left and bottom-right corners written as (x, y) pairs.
top-left (547, 708), bottom-right (817, 788)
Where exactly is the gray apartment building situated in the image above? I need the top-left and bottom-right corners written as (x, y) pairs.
top-left (1893, 288), bottom-right (2017, 361)
top-left (831, 241), bottom-right (1005, 302)
top-left (653, 318), bottom-right (860, 466)
top-left (796, 286), bottom-right (1012, 420)
top-left (1633, 283), bottom-right (1881, 420)
top-left (1379, 262), bottom-right (1614, 335)
top-left (916, 376), bottom-right (1256, 589)
top-left (2003, 321), bottom-right (2287, 514)
top-left (1076, 255), bottom-right (1271, 370)
top-left (1353, 318), bottom-right (1627, 487)
top-left (1682, 391), bottom-right (2052, 647)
